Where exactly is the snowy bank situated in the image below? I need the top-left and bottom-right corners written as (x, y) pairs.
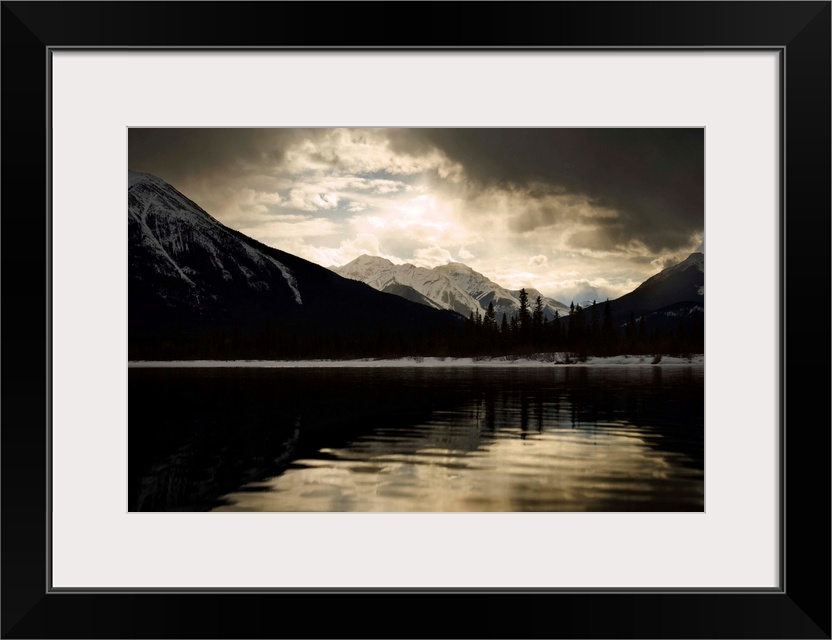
top-left (129, 354), bottom-right (704, 368)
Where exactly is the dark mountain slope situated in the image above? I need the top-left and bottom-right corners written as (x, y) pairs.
top-left (611, 252), bottom-right (704, 321)
top-left (128, 172), bottom-right (461, 359)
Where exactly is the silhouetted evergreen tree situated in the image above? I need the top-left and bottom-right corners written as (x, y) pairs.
top-left (532, 296), bottom-right (544, 349)
top-left (570, 304), bottom-right (586, 356)
top-left (518, 289), bottom-right (531, 339)
top-left (551, 310), bottom-right (562, 351)
top-left (589, 301), bottom-right (600, 354)
top-left (484, 301), bottom-right (496, 331)
top-left (601, 299), bottom-right (617, 355)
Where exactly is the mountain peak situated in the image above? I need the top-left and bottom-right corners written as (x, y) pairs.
top-left (343, 254), bottom-right (395, 268)
top-left (665, 252), bottom-right (704, 277)
top-left (434, 261), bottom-right (476, 274)
top-left (627, 250), bottom-right (705, 304)
top-left (335, 255), bottom-right (569, 319)
top-left (128, 177), bottom-right (462, 359)
top-left (679, 252), bottom-right (704, 271)
top-left (639, 252), bottom-right (704, 287)
top-left (129, 170), bottom-right (155, 188)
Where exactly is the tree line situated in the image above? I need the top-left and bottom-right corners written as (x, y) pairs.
top-left (456, 290), bottom-right (703, 359)
top-left (129, 288), bottom-right (703, 361)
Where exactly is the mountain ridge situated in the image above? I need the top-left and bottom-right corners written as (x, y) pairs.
top-left (611, 251), bottom-right (704, 322)
top-left (128, 172), bottom-right (462, 359)
top-left (334, 255), bottom-right (569, 321)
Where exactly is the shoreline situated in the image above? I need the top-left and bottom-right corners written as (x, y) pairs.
top-left (128, 354), bottom-right (704, 368)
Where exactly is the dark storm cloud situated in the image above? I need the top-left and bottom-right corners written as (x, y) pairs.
top-left (129, 128), bottom-right (314, 185)
top-left (393, 128), bottom-right (704, 253)
top-left (128, 128), bottom-right (703, 277)
top-left (128, 128), bottom-right (704, 252)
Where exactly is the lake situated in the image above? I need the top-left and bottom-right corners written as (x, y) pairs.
top-left (129, 365), bottom-right (703, 512)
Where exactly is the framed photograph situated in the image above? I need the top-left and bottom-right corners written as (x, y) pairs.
top-left (126, 125), bottom-right (707, 517)
top-left (3, 2), bottom-right (829, 638)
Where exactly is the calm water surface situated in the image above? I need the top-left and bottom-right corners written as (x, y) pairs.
top-left (129, 366), bottom-right (703, 512)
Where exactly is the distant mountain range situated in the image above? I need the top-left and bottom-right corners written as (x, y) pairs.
top-left (335, 252), bottom-right (704, 330)
top-left (128, 172), bottom-right (460, 359)
top-left (334, 255), bottom-right (569, 321)
top-left (128, 170), bottom-right (703, 358)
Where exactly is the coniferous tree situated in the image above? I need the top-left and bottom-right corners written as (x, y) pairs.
top-left (570, 304), bottom-right (586, 355)
top-left (482, 301), bottom-right (496, 353)
top-left (601, 299), bottom-right (617, 356)
top-left (465, 312), bottom-right (476, 352)
top-left (533, 296), bottom-right (544, 325)
top-left (567, 302), bottom-right (575, 346)
top-left (518, 288), bottom-right (531, 338)
top-left (589, 300), bottom-right (600, 354)
top-left (532, 296), bottom-right (544, 347)
top-left (499, 313), bottom-right (510, 353)
top-left (551, 310), bottom-right (562, 351)
top-left (484, 301), bottom-right (496, 331)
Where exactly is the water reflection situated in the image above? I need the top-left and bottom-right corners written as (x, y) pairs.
top-left (129, 366), bottom-right (703, 512)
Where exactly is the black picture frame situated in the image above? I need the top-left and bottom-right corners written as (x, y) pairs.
top-left (2, 2), bottom-right (829, 638)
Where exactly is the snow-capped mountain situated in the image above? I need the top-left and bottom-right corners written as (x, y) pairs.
top-left (334, 255), bottom-right (476, 316)
top-left (433, 262), bottom-right (569, 321)
top-left (610, 252), bottom-right (704, 325)
top-left (129, 171), bottom-right (302, 312)
top-left (128, 172), bottom-right (460, 358)
top-left (335, 255), bottom-right (569, 320)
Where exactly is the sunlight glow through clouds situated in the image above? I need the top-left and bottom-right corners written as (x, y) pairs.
top-left (129, 128), bottom-right (703, 303)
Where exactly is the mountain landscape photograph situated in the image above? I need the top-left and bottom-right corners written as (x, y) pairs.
top-left (128, 128), bottom-right (704, 512)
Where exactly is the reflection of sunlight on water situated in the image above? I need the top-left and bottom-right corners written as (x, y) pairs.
top-left (131, 366), bottom-right (703, 511)
top-left (213, 400), bottom-right (702, 512)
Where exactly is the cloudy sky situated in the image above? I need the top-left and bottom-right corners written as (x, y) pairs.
top-left (129, 128), bottom-right (703, 302)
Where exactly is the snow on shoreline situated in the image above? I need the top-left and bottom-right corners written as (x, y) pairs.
top-left (129, 354), bottom-right (704, 369)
